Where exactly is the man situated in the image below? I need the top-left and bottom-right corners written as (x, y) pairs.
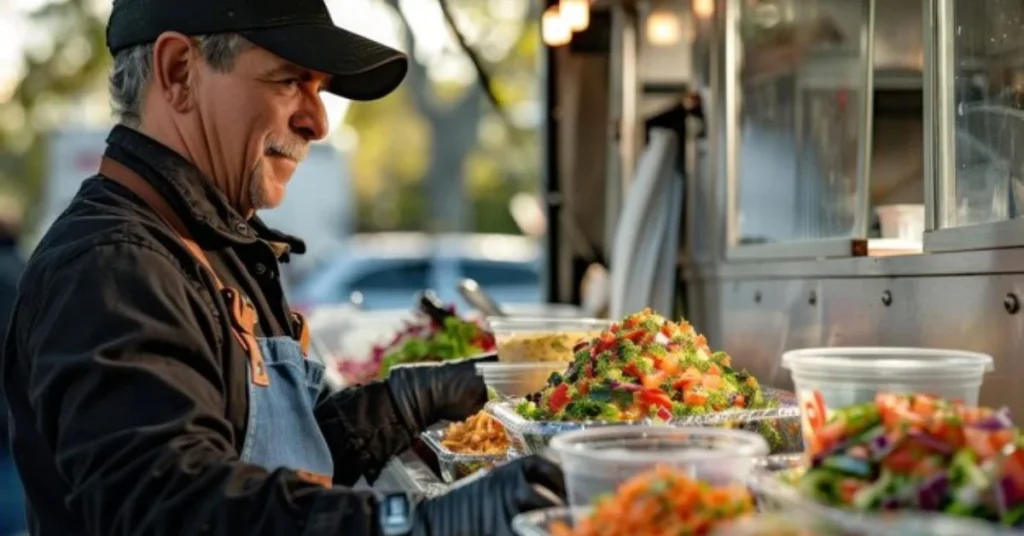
top-left (0, 0), bottom-right (565, 535)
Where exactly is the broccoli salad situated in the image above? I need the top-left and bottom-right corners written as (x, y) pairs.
top-left (515, 309), bottom-right (775, 423)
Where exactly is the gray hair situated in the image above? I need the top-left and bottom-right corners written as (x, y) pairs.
top-left (108, 33), bottom-right (252, 126)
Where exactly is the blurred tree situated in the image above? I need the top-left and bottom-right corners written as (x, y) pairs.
top-left (0, 0), bottom-right (109, 230)
top-left (347, 0), bottom-right (542, 234)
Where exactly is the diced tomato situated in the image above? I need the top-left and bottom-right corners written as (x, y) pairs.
top-left (910, 395), bottom-right (938, 418)
top-left (694, 334), bottom-right (708, 347)
top-left (1005, 450), bottom-right (1024, 494)
top-left (590, 332), bottom-right (617, 356)
top-left (672, 367), bottom-right (703, 391)
top-left (964, 427), bottom-right (1017, 459)
top-left (733, 394), bottom-right (746, 408)
top-left (706, 363), bottom-right (723, 376)
top-left (584, 362), bottom-right (594, 378)
top-left (547, 383), bottom-right (570, 413)
top-left (839, 479), bottom-right (864, 504)
top-left (642, 372), bottom-right (666, 390)
top-left (623, 316), bottom-right (639, 328)
top-left (660, 324), bottom-right (675, 339)
top-left (684, 390), bottom-right (709, 406)
top-left (624, 329), bottom-right (646, 344)
top-left (636, 388), bottom-right (674, 412)
top-left (657, 355), bottom-right (681, 375)
top-left (623, 363), bottom-right (643, 380)
top-left (882, 443), bottom-right (920, 473)
top-left (701, 374), bottom-right (722, 390)
top-left (577, 381), bottom-right (590, 396)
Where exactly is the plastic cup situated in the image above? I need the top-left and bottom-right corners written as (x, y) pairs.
top-left (781, 347), bottom-right (993, 450)
top-left (476, 362), bottom-right (570, 398)
top-left (486, 317), bottom-right (613, 363)
top-left (548, 425), bottom-right (769, 508)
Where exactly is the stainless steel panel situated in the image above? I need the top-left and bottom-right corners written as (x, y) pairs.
top-left (685, 250), bottom-right (1024, 415)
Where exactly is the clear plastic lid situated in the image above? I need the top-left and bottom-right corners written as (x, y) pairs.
top-left (486, 317), bottom-right (613, 334)
top-left (549, 425), bottom-right (769, 466)
top-left (781, 347), bottom-right (994, 380)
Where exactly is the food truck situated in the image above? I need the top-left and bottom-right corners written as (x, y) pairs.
top-left (322, 0), bottom-right (1024, 533)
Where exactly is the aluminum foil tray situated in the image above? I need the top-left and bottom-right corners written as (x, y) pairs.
top-left (487, 388), bottom-right (804, 456)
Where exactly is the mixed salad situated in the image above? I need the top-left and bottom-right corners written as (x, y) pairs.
top-left (796, 393), bottom-right (1024, 527)
top-left (515, 309), bottom-right (774, 422)
top-left (336, 303), bottom-right (495, 383)
top-left (551, 465), bottom-right (755, 536)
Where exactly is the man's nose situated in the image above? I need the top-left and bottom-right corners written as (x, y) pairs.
top-left (291, 92), bottom-right (328, 142)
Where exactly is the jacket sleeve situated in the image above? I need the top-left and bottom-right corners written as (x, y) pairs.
top-left (19, 242), bottom-right (383, 536)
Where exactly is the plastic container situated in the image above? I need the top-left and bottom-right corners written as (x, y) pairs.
top-left (876, 204), bottom-right (925, 239)
top-left (419, 428), bottom-right (507, 483)
top-left (476, 361), bottom-right (570, 398)
top-left (512, 507), bottom-right (589, 536)
top-left (486, 317), bottom-right (613, 363)
top-left (749, 470), bottom-right (1024, 536)
top-left (548, 425), bottom-right (769, 507)
top-left (781, 347), bottom-right (993, 449)
top-left (487, 389), bottom-right (804, 455)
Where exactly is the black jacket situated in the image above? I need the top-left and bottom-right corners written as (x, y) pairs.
top-left (1, 126), bottom-right (429, 535)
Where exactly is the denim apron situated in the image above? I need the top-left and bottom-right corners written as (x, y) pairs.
top-left (100, 157), bottom-right (335, 487)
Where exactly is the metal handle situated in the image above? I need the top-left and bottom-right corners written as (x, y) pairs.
top-left (457, 278), bottom-right (506, 318)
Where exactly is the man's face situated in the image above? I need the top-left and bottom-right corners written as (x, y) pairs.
top-left (191, 44), bottom-right (329, 212)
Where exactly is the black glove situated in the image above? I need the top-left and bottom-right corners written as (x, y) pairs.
top-left (387, 354), bottom-right (498, 431)
top-left (412, 455), bottom-right (566, 536)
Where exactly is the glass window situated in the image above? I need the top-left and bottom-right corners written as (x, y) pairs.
top-left (949, 0), bottom-right (1024, 227)
top-left (732, 0), bottom-right (872, 244)
top-left (350, 261), bottom-right (430, 292)
top-left (460, 260), bottom-right (539, 287)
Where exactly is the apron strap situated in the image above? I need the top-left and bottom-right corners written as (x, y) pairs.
top-left (99, 157), bottom-right (270, 387)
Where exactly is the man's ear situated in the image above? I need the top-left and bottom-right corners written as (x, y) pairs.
top-left (150, 31), bottom-right (197, 114)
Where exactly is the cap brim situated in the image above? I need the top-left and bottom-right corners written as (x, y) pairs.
top-left (241, 24), bottom-right (408, 101)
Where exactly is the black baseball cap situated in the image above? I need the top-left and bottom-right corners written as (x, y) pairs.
top-left (106, 0), bottom-right (408, 101)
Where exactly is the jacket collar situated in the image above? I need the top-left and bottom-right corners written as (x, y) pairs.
top-left (104, 125), bottom-right (306, 257)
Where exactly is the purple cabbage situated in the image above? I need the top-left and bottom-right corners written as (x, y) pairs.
top-left (915, 473), bottom-right (950, 510)
top-left (972, 408), bottom-right (1014, 431)
top-left (907, 431), bottom-right (954, 455)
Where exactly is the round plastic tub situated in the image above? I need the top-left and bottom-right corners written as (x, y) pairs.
top-left (476, 361), bottom-right (569, 398)
top-left (548, 425), bottom-right (769, 508)
top-left (486, 317), bottom-right (613, 363)
top-left (781, 347), bottom-right (993, 448)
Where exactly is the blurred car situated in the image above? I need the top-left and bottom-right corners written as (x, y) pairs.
top-left (288, 232), bottom-right (545, 312)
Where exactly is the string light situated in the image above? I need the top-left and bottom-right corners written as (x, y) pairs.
top-left (646, 10), bottom-right (682, 46)
top-left (693, 0), bottom-right (714, 19)
top-left (560, 0), bottom-right (590, 32)
top-left (542, 6), bottom-right (572, 47)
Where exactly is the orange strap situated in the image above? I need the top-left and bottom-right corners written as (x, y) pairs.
top-left (99, 157), bottom-right (270, 387)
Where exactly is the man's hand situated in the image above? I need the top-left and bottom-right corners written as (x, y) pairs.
top-left (413, 455), bottom-right (566, 536)
top-left (387, 354), bottom-right (498, 432)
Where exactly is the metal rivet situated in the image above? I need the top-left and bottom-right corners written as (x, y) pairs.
top-left (254, 263), bottom-right (266, 275)
top-left (808, 290), bottom-right (817, 306)
top-left (1005, 293), bottom-right (1020, 315)
top-left (881, 290), bottom-right (892, 307)
top-left (235, 222), bottom-right (248, 234)
top-left (754, 291), bottom-right (762, 304)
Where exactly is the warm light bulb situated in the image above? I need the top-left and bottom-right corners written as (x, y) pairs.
top-left (560, 0), bottom-right (590, 32)
top-left (693, 0), bottom-right (714, 19)
top-left (542, 6), bottom-right (572, 46)
top-left (646, 10), bottom-right (682, 46)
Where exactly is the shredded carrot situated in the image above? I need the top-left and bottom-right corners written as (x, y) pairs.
top-left (550, 465), bottom-right (754, 536)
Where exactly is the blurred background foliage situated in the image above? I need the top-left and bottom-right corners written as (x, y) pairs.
top-left (0, 0), bottom-right (542, 236)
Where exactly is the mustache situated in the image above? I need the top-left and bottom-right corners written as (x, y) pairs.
top-left (264, 136), bottom-right (309, 162)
